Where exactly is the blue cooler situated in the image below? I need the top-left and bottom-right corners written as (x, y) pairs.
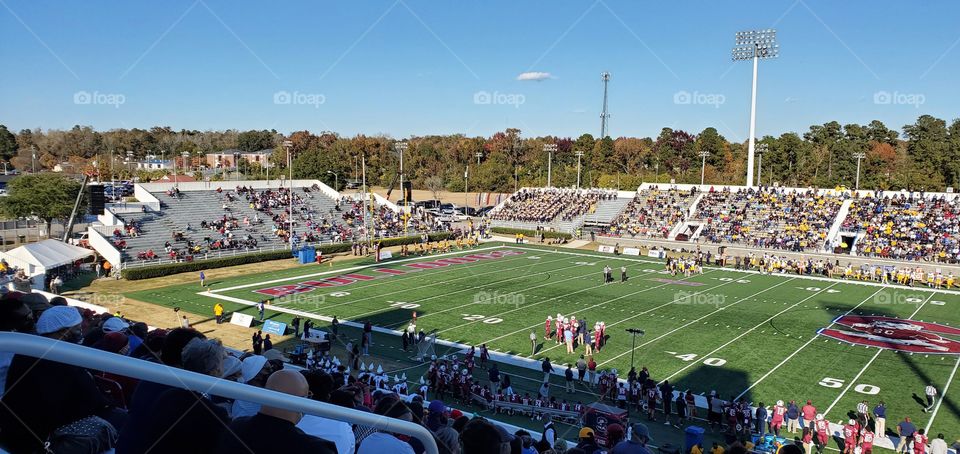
top-left (684, 426), bottom-right (705, 454)
top-left (298, 246), bottom-right (316, 264)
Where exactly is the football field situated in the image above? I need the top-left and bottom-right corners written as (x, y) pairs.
top-left (128, 243), bottom-right (960, 438)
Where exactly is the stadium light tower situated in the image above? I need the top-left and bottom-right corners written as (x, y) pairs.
top-left (395, 141), bottom-right (408, 205)
top-left (699, 150), bottom-right (710, 187)
top-left (755, 143), bottom-right (768, 187)
top-left (853, 151), bottom-right (866, 191)
top-left (543, 143), bottom-right (558, 187)
top-left (732, 29), bottom-right (779, 188)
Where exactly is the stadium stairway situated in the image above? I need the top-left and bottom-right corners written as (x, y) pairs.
top-left (582, 196), bottom-right (632, 227)
top-left (824, 198), bottom-right (853, 251)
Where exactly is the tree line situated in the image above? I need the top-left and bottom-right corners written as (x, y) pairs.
top-left (1, 114), bottom-right (958, 193)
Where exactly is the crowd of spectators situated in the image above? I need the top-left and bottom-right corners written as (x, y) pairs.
top-left (607, 186), bottom-right (698, 239)
top-left (695, 187), bottom-right (843, 252)
top-left (491, 188), bottom-right (617, 223)
top-left (841, 192), bottom-right (960, 262)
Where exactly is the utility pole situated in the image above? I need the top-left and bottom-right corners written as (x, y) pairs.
top-left (755, 143), bottom-right (768, 187)
top-left (576, 150), bottom-right (584, 188)
top-left (699, 150), bottom-right (710, 187)
top-left (853, 151), bottom-right (866, 191)
top-left (600, 72), bottom-right (611, 138)
top-left (543, 143), bottom-right (557, 187)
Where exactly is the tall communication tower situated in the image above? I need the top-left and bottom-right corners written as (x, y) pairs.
top-left (599, 72), bottom-right (611, 138)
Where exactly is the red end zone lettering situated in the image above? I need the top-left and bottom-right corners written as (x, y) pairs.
top-left (255, 284), bottom-right (313, 297)
top-left (253, 249), bottom-right (522, 296)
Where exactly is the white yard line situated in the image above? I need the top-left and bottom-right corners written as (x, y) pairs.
top-left (660, 282), bottom-right (841, 383)
top-left (365, 261), bottom-right (643, 324)
top-left (511, 245), bottom-right (960, 295)
top-left (473, 269), bottom-right (731, 347)
top-left (823, 292), bottom-right (936, 417)
top-left (213, 245), bottom-right (506, 292)
top-left (925, 356), bottom-right (960, 433)
top-left (734, 286), bottom-right (886, 400)
top-left (597, 278), bottom-right (797, 367)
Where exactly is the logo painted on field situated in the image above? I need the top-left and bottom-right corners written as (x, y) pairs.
top-left (253, 250), bottom-right (524, 298)
top-left (649, 278), bottom-right (706, 287)
top-left (819, 315), bottom-right (960, 355)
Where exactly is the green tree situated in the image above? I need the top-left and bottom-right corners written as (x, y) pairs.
top-left (0, 173), bottom-right (84, 236)
top-left (0, 125), bottom-right (16, 163)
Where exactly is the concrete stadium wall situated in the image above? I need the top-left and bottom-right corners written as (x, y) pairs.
top-left (595, 235), bottom-right (960, 275)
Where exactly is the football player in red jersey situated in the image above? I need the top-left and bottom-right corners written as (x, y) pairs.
top-left (843, 419), bottom-right (859, 454)
top-left (913, 428), bottom-right (928, 454)
top-left (770, 400), bottom-right (787, 436)
top-left (860, 426), bottom-right (875, 454)
top-left (814, 414), bottom-right (830, 454)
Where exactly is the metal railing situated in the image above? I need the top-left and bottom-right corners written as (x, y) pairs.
top-left (0, 332), bottom-right (439, 454)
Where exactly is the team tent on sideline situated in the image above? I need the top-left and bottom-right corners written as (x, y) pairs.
top-left (0, 239), bottom-right (95, 290)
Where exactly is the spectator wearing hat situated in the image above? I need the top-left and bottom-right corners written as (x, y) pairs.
top-left (117, 327), bottom-right (206, 454)
top-left (140, 338), bottom-right (229, 454)
top-left (577, 427), bottom-right (604, 453)
top-left (612, 422), bottom-right (654, 454)
top-left (297, 370), bottom-right (355, 454)
top-left (0, 295), bottom-right (36, 394)
top-left (357, 395), bottom-right (416, 454)
top-left (217, 369), bottom-right (336, 454)
top-left (231, 354), bottom-right (273, 418)
top-left (0, 306), bottom-right (119, 454)
top-left (426, 399), bottom-right (448, 432)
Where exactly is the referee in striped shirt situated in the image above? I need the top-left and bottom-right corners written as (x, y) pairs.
top-left (857, 400), bottom-right (870, 429)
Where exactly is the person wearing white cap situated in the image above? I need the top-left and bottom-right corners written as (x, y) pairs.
top-left (230, 354), bottom-right (273, 418)
top-left (1, 306), bottom-right (119, 454)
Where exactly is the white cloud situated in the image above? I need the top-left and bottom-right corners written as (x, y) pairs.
top-left (516, 71), bottom-right (553, 81)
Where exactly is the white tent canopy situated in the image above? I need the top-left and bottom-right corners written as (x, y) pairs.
top-left (0, 239), bottom-right (95, 276)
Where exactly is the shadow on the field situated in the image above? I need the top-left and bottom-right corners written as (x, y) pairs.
top-left (673, 364), bottom-right (753, 440)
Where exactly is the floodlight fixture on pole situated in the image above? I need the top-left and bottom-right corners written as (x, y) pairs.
top-left (475, 151), bottom-right (483, 165)
top-left (543, 143), bottom-right (558, 187)
top-left (732, 29), bottom-right (779, 188)
top-left (625, 328), bottom-right (645, 374)
top-left (395, 141), bottom-right (408, 205)
top-left (755, 143), bottom-right (769, 187)
top-left (853, 151), bottom-right (866, 191)
top-left (327, 170), bottom-right (339, 192)
top-left (699, 150), bottom-right (710, 187)
top-left (576, 150), bottom-right (584, 188)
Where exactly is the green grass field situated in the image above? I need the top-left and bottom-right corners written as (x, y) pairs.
top-left (127, 243), bottom-right (960, 440)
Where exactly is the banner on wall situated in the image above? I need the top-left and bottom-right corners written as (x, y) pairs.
top-left (597, 245), bottom-right (615, 253)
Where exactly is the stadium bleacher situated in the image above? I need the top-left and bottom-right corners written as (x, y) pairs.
top-left (842, 192), bottom-right (960, 262)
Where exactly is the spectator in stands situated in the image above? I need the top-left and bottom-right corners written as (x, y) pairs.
top-left (612, 422), bottom-right (654, 454)
top-left (297, 369), bottom-right (356, 454)
top-left (0, 306), bottom-right (123, 454)
top-left (231, 354), bottom-right (274, 418)
top-left (576, 426), bottom-right (603, 453)
top-left (0, 294), bottom-right (35, 396)
top-left (117, 327), bottom-right (205, 453)
top-left (357, 394), bottom-right (417, 454)
top-left (460, 417), bottom-right (513, 454)
top-left (216, 369), bottom-right (336, 453)
top-left (140, 337), bottom-right (229, 454)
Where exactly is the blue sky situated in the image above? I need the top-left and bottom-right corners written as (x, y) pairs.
top-left (1, 1), bottom-right (958, 140)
